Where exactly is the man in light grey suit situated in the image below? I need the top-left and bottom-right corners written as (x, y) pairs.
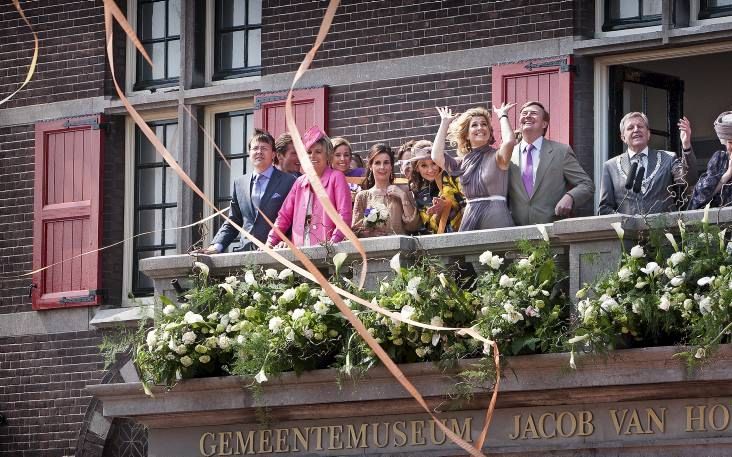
top-left (202, 129), bottom-right (296, 253)
top-left (598, 112), bottom-right (697, 215)
top-left (508, 101), bottom-right (594, 226)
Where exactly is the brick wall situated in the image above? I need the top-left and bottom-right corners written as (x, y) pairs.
top-left (0, 0), bottom-right (107, 109)
top-left (329, 67), bottom-right (491, 155)
top-left (0, 124), bottom-right (35, 315)
top-left (0, 331), bottom-right (106, 457)
top-left (262, 0), bottom-right (574, 75)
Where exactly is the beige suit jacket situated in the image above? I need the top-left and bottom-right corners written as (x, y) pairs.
top-left (508, 138), bottom-right (594, 226)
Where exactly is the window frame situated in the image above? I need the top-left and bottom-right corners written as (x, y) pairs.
top-left (212, 0), bottom-right (262, 81)
top-left (125, 0), bottom-right (181, 94)
top-left (699, 0), bottom-right (732, 19)
top-left (202, 100), bottom-right (255, 250)
top-left (123, 110), bottom-right (178, 305)
top-left (602, 0), bottom-right (663, 32)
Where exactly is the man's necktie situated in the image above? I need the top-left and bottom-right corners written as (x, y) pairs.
top-left (523, 144), bottom-right (535, 197)
top-left (251, 174), bottom-right (263, 210)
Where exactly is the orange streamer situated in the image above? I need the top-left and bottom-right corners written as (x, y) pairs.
top-left (0, 0), bottom-right (39, 107)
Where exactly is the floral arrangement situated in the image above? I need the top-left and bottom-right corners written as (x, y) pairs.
top-left (473, 226), bottom-right (569, 356)
top-left (339, 254), bottom-right (482, 377)
top-left (569, 207), bottom-right (732, 367)
top-left (131, 262), bottom-right (346, 389)
top-left (363, 202), bottom-right (389, 227)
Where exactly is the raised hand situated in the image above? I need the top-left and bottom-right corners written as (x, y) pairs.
top-left (678, 116), bottom-right (692, 150)
top-left (493, 102), bottom-right (516, 118)
top-left (436, 106), bottom-right (457, 124)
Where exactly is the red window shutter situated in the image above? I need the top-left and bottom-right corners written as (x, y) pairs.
top-left (491, 56), bottom-right (574, 145)
top-left (253, 87), bottom-right (328, 139)
top-left (32, 115), bottom-right (105, 310)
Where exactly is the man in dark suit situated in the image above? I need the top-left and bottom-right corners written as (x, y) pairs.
top-left (202, 129), bottom-right (296, 253)
top-left (508, 101), bottom-right (595, 226)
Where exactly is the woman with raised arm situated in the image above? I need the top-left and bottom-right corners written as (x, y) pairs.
top-left (352, 143), bottom-right (420, 238)
top-left (431, 104), bottom-right (516, 231)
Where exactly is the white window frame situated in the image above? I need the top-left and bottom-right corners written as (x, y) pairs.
top-left (594, 0), bottom-right (663, 38)
top-left (125, 0), bottom-right (182, 95)
top-left (204, 0), bottom-right (263, 86)
top-left (592, 41), bottom-right (732, 208)
top-left (123, 109), bottom-right (179, 306)
top-left (202, 99), bottom-right (255, 248)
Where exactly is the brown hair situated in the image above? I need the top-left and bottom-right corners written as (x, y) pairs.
top-left (447, 107), bottom-right (494, 156)
top-left (520, 101), bottom-right (550, 136)
top-left (249, 128), bottom-right (276, 150)
top-left (361, 143), bottom-right (395, 190)
top-left (331, 137), bottom-right (352, 154)
top-left (396, 139), bottom-right (416, 161)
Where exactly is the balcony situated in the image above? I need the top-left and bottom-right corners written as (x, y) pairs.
top-left (88, 207), bottom-right (732, 456)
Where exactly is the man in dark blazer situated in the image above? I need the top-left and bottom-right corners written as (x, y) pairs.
top-left (508, 101), bottom-right (595, 226)
top-left (203, 129), bottom-right (296, 253)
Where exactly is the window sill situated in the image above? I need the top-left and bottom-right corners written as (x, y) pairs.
top-left (90, 305), bottom-right (153, 329)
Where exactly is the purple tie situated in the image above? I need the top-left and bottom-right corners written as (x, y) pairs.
top-left (523, 144), bottom-right (534, 196)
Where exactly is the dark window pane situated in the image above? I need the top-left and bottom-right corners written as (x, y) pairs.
top-left (711, 0), bottom-right (732, 6)
top-left (609, 0), bottom-right (638, 19)
top-left (218, 115), bottom-right (245, 155)
top-left (248, 29), bottom-right (261, 67)
top-left (137, 209), bottom-right (163, 245)
top-left (141, 42), bottom-right (166, 81)
top-left (139, 1), bottom-right (166, 40)
top-left (138, 168), bottom-right (164, 205)
top-left (220, 0), bottom-right (247, 28)
top-left (135, 251), bottom-right (158, 290)
top-left (219, 31), bottom-right (247, 70)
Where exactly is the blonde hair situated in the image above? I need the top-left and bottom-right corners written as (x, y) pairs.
top-left (331, 136), bottom-right (352, 154)
top-left (447, 107), bottom-right (494, 156)
top-left (619, 112), bottom-right (649, 134)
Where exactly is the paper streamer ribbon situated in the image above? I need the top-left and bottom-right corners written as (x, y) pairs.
top-left (0, 0), bottom-right (39, 107)
top-left (103, 0), bottom-right (499, 453)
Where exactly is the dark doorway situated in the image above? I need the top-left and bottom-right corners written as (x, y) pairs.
top-left (608, 65), bottom-right (684, 157)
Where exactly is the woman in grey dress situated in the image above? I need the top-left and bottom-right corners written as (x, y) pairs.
top-left (431, 104), bottom-right (517, 231)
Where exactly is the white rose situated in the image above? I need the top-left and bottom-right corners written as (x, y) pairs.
top-left (313, 301), bottom-right (329, 315)
top-left (207, 312), bottom-right (219, 321)
top-left (640, 262), bottom-right (661, 276)
top-left (244, 270), bottom-right (257, 286)
top-left (517, 258), bottom-right (531, 269)
top-left (218, 283), bottom-right (234, 295)
top-left (617, 267), bottom-right (632, 281)
top-left (146, 330), bottom-right (157, 350)
top-left (699, 296), bottom-right (713, 315)
top-left (199, 355), bottom-right (211, 364)
top-left (253, 292), bottom-right (262, 301)
top-left (406, 277), bottom-right (422, 299)
top-left (430, 316), bottom-right (444, 327)
top-left (632, 301), bottom-right (642, 314)
top-left (669, 252), bottom-right (686, 267)
top-left (670, 276), bottom-right (684, 287)
top-left (182, 331), bottom-right (196, 345)
top-left (228, 308), bottom-right (241, 321)
top-left (167, 338), bottom-right (177, 352)
top-left (268, 316), bottom-right (284, 333)
top-left (281, 288), bottom-right (297, 303)
top-left (183, 311), bottom-right (204, 325)
top-left (379, 209), bottom-right (390, 220)
top-left (225, 275), bottom-right (240, 287)
top-left (600, 295), bottom-right (619, 313)
top-left (292, 308), bottom-right (306, 320)
top-left (489, 255), bottom-right (504, 270)
top-left (400, 305), bottom-right (416, 321)
top-left (218, 335), bottom-right (231, 350)
top-left (163, 304), bottom-right (176, 316)
top-left (478, 250), bottom-right (493, 266)
top-left (175, 344), bottom-right (187, 355)
top-left (630, 245), bottom-right (645, 258)
top-left (658, 295), bottom-right (671, 311)
top-left (278, 269), bottom-right (293, 280)
top-left (697, 276), bottom-right (714, 287)
top-left (366, 211), bottom-right (378, 223)
top-left (265, 268), bottom-right (278, 279)
top-left (524, 306), bottom-right (540, 317)
top-left (180, 356), bottom-right (193, 367)
top-left (499, 274), bottom-right (514, 288)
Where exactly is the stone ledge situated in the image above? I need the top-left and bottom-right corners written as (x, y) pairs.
top-left (87, 345), bottom-right (732, 428)
top-left (89, 305), bottom-right (153, 329)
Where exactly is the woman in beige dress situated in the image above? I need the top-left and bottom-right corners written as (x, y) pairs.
top-left (352, 143), bottom-right (420, 237)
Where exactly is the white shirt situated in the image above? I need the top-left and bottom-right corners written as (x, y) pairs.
top-left (519, 136), bottom-right (543, 183)
top-left (627, 147), bottom-right (649, 170)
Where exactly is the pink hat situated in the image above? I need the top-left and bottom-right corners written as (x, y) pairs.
top-left (303, 125), bottom-right (327, 150)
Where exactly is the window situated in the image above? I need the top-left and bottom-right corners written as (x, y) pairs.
top-left (132, 120), bottom-right (178, 296)
top-left (135, 0), bottom-right (181, 90)
top-left (699, 0), bottom-right (732, 19)
top-left (212, 110), bottom-right (255, 239)
top-left (603, 0), bottom-right (662, 31)
top-left (213, 0), bottom-right (262, 80)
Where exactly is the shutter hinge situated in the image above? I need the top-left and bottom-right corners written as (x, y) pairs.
top-left (59, 289), bottom-right (105, 304)
top-left (524, 58), bottom-right (577, 74)
top-left (64, 118), bottom-right (110, 132)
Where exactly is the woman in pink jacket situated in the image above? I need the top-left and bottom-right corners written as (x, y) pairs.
top-left (265, 126), bottom-right (353, 247)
